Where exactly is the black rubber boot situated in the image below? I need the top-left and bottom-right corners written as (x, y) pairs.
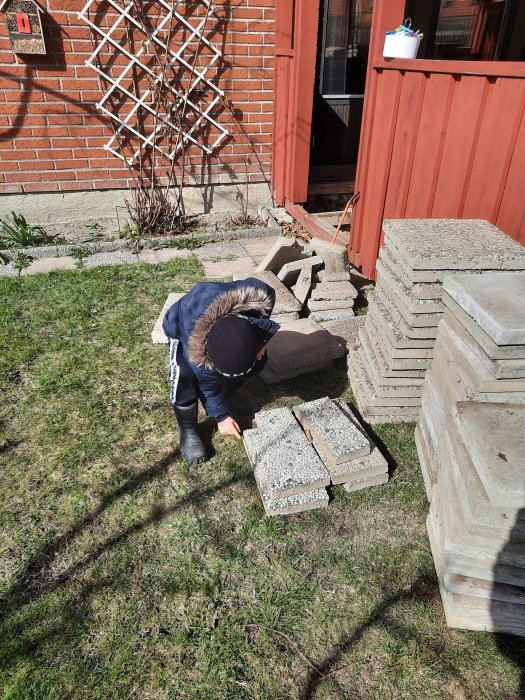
top-left (173, 402), bottom-right (207, 464)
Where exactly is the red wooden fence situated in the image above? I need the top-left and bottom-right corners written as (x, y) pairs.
top-left (350, 56), bottom-right (525, 279)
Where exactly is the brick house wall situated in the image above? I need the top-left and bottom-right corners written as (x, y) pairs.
top-left (0, 0), bottom-right (275, 197)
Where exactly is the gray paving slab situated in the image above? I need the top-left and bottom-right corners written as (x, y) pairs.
top-left (383, 219), bottom-right (525, 271)
top-left (263, 318), bottom-right (345, 371)
top-left (235, 271), bottom-right (302, 315)
top-left (293, 397), bottom-right (370, 466)
top-left (308, 309), bottom-right (356, 322)
top-left (414, 423), bottom-right (436, 501)
top-left (311, 281), bottom-right (358, 302)
top-left (240, 236), bottom-right (280, 258)
top-left (376, 278), bottom-right (443, 329)
top-left (20, 255), bottom-right (77, 275)
top-left (360, 326), bottom-right (429, 379)
top-left (319, 317), bottom-right (365, 351)
top-left (378, 246), bottom-right (443, 299)
top-left (277, 256), bottom-right (323, 286)
top-left (443, 297), bottom-right (525, 360)
top-left (376, 259), bottom-right (444, 313)
top-left (151, 292), bottom-right (185, 343)
top-left (292, 264), bottom-right (313, 305)
top-left (443, 272), bottom-right (525, 345)
top-left (307, 298), bottom-right (356, 311)
top-left (455, 401), bottom-right (525, 509)
top-left (203, 257), bottom-right (256, 280)
top-left (367, 295), bottom-right (436, 349)
top-left (318, 270), bottom-right (351, 283)
top-left (356, 347), bottom-right (424, 398)
top-left (194, 240), bottom-right (247, 261)
top-left (243, 408), bottom-right (331, 498)
top-left (139, 248), bottom-right (193, 263)
top-left (259, 361), bottom-right (333, 384)
top-left (309, 238), bottom-right (348, 273)
top-left (374, 289), bottom-right (440, 339)
top-left (84, 250), bottom-right (138, 268)
top-left (255, 475), bottom-right (329, 516)
top-left (443, 307), bottom-right (525, 378)
top-left (256, 237), bottom-right (310, 274)
top-left (271, 312), bottom-right (300, 325)
top-left (343, 473), bottom-right (389, 492)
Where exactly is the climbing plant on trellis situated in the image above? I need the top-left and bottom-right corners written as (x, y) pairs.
top-left (78, 0), bottom-right (229, 166)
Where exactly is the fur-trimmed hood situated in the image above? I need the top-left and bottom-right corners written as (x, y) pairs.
top-left (187, 284), bottom-right (275, 369)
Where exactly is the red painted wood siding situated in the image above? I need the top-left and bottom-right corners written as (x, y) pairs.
top-left (350, 57), bottom-right (525, 279)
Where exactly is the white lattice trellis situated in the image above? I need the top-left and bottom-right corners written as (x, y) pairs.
top-left (78, 0), bottom-right (229, 165)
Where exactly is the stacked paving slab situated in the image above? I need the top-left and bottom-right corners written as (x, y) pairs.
top-left (416, 272), bottom-right (525, 635)
top-left (244, 397), bottom-right (388, 516)
top-left (348, 219), bottom-right (525, 424)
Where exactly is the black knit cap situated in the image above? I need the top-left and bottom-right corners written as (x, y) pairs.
top-left (206, 316), bottom-right (261, 376)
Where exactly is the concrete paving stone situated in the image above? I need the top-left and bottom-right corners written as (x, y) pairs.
top-left (360, 325), bottom-right (429, 378)
top-left (21, 255), bottom-right (77, 275)
top-left (319, 317), bottom-right (365, 351)
top-left (243, 408), bottom-right (331, 498)
top-left (255, 474), bottom-right (329, 516)
top-left (427, 515), bottom-right (525, 635)
top-left (343, 472), bottom-right (389, 492)
top-left (203, 256), bottom-right (256, 280)
top-left (376, 277), bottom-right (443, 328)
top-left (308, 309), bottom-right (356, 322)
top-left (443, 272), bottom-right (525, 345)
top-left (271, 312), bottom-right (300, 324)
top-left (318, 270), bottom-right (351, 282)
top-left (235, 271), bottom-right (302, 314)
top-left (260, 361), bottom-right (333, 384)
top-left (376, 259), bottom-right (444, 313)
top-left (139, 248), bottom-right (193, 263)
top-left (367, 295), bottom-right (436, 349)
top-left (309, 238), bottom-right (347, 273)
top-left (443, 307), bottom-right (525, 378)
top-left (292, 264), bottom-right (313, 305)
top-left (414, 423), bottom-right (436, 501)
top-left (307, 298), bottom-right (356, 311)
top-left (84, 250), bottom-right (138, 268)
top-left (443, 296), bottom-right (525, 360)
top-left (311, 281), bottom-right (358, 302)
top-left (293, 397), bottom-right (371, 466)
top-left (151, 292), bottom-right (185, 344)
top-left (383, 219), bottom-right (525, 271)
top-left (263, 316), bottom-right (345, 368)
top-left (366, 301), bottom-right (435, 361)
top-left (455, 401), bottom-right (525, 509)
top-left (437, 322), bottom-right (525, 393)
top-left (378, 246), bottom-right (443, 299)
top-left (240, 235), bottom-right (280, 258)
top-left (374, 288), bottom-right (439, 339)
top-left (356, 348), bottom-right (424, 399)
top-left (277, 256), bottom-right (323, 286)
top-left (256, 237), bottom-right (310, 274)
top-left (194, 240), bottom-right (247, 261)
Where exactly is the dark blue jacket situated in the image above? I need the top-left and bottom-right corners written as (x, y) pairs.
top-left (163, 278), bottom-right (279, 420)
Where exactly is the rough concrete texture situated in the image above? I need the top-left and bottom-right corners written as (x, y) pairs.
top-left (244, 408), bottom-right (331, 498)
top-left (151, 292), bottom-right (185, 343)
top-left (343, 473), bottom-right (389, 493)
top-left (455, 401), bottom-right (525, 509)
top-left (308, 298), bottom-right (355, 311)
top-left (308, 309), bottom-right (356, 322)
top-left (255, 475), bottom-right (329, 516)
top-left (311, 281), bottom-right (358, 302)
top-left (262, 318), bottom-right (346, 372)
top-left (317, 270), bottom-right (351, 283)
top-left (443, 272), bottom-right (525, 345)
top-left (375, 287), bottom-right (440, 338)
top-left (319, 317), bottom-right (365, 351)
top-left (443, 306), bottom-right (525, 378)
top-left (256, 237), bottom-right (310, 274)
top-left (356, 348), bottom-right (424, 399)
top-left (240, 236), bottom-right (280, 257)
top-left (235, 271), bottom-right (302, 315)
top-left (383, 219), bottom-right (525, 271)
top-left (292, 264), bottom-right (313, 305)
top-left (20, 256), bottom-right (77, 275)
top-left (202, 256), bottom-right (256, 280)
top-left (139, 248), bottom-right (193, 263)
top-left (194, 240), bottom-right (248, 260)
top-left (359, 326), bottom-right (429, 378)
top-left (271, 312), bottom-right (300, 325)
top-left (378, 246), bottom-right (443, 299)
top-left (367, 295), bottom-right (436, 349)
top-left (376, 259), bottom-right (444, 313)
top-left (376, 280), bottom-right (443, 329)
top-left (277, 255), bottom-right (323, 286)
top-left (293, 397), bottom-right (370, 466)
top-left (414, 423), bottom-right (436, 502)
top-left (443, 296), bottom-right (525, 360)
top-left (309, 238), bottom-right (347, 273)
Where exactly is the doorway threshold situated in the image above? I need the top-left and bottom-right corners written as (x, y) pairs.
top-left (285, 201), bottom-right (350, 247)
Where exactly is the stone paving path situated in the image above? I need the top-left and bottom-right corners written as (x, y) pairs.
top-left (0, 234), bottom-right (280, 278)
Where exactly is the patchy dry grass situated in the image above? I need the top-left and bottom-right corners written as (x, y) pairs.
top-left (0, 260), bottom-right (523, 699)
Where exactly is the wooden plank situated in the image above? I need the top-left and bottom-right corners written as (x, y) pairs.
top-left (404, 73), bottom-right (454, 217)
top-left (271, 57), bottom-right (292, 206)
top-left (463, 79), bottom-right (525, 221)
top-left (496, 103), bottom-right (525, 245)
top-left (383, 71), bottom-right (426, 218)
top-left (431, 75), bottom-right (488, 217)
top-left (373, 58), bottom-right (525, 80)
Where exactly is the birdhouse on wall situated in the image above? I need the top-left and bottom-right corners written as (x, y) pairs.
top-left (0, 0), bottom-right (45, 55)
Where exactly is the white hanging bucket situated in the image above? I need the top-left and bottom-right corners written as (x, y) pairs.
top-left (383, 33), bottom-right (422, 59)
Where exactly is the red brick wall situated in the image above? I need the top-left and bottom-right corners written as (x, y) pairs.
top-left (0, 0), bottom-right (275, 195)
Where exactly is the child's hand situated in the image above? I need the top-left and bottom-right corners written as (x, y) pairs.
top-left (256, 347), bottom-right (267, 360)
top-left (218, 416), bottom-right (242, 438)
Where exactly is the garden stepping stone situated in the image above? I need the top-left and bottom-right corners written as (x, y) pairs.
top-left (151, 292), bottom-right (184, 344)
top-left (277, 256), bottom-right (323, 286)
top-left (292, 264), bottom-right (314, 305)
top-left (256, 237), bottom-right (310, 274)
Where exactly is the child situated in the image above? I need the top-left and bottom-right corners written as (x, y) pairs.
top-left (163, 277), bottom-right (279, 464)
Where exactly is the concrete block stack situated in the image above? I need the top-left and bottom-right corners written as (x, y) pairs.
top-left (244, 397), bottom-right (388, 516)
top-left (415, 272), bottom-right (525, 635)
top-left (348, 219), bottom-right (525, 424)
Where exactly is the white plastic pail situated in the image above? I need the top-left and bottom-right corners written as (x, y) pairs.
top-left (383, 33), bottom-right (421, 59)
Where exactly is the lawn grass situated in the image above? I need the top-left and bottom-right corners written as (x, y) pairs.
top-left (0, 259), bottom-right (523, 699)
